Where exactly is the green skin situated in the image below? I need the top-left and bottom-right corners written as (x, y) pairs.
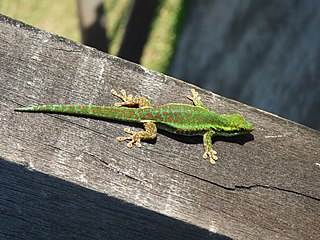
top-left (15, 89), bottom-right (254, 164)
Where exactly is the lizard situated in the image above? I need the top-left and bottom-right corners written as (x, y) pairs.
top-left (15, 89), bottom-right (254, 164)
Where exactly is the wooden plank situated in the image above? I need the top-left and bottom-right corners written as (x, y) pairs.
top-left (0, 14), bottom-right (319, 240)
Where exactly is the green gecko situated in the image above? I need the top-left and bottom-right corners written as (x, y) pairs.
top-left (15, 89), bottom-right (254, 164)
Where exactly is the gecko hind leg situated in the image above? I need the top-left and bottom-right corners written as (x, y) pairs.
top-left (111, 89), bottom-right (151, 108)
top-left (187, 89), bottom-right (207, 109)
top-left (117, 121), bottom-right (157, 148)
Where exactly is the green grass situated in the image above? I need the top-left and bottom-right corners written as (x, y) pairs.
top-left (0, 0), bottom-right (186, 73)
top-left (0, 0), bottom-right (80, 41)
top-left (142, 0), bottom-right (186, 73)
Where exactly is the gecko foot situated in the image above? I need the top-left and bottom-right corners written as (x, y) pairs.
top-left (116, 122), bottom-right (157, 149)
top-left (187, 89), bottom-right (205, 108)
top-left (117, 128), bottom-right (142, 148)
top-left (202, 149), bottom-right (218, 164)
top-left (111, 89), bottom-right (151, 108)
top-left (111, 89), bottom-right (134, 107)
top-left (187, 89), bottom-right (201, 102)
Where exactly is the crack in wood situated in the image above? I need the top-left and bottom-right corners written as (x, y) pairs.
top-left (158, 164), bottom-right (320, 201)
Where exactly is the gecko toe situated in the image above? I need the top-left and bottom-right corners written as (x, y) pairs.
top-left (203, 149), bottom-right (218, 164)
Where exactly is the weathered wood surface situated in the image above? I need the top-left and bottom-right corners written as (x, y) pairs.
top-left (0, 14), bottom-right (319, 240)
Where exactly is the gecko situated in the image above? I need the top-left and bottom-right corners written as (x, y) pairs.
top-left (15, 89), bottom-right (254, 164)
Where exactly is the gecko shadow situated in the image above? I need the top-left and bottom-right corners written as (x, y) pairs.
top-left (158, 128), bottom-right (254, 146)
top-left (106, 122), bottom-right (254, 148)
top-left (0, 157), bottom-right (232, 240)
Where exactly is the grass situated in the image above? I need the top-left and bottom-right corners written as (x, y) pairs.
top-left (0, 0), bottom-right (187, 73)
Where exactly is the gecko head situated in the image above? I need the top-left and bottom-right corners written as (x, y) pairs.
top-left (224, 114), bottom-right (254, 134)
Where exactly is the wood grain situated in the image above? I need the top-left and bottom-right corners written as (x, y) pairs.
top-left (0, 14), bottom-right (319, 240)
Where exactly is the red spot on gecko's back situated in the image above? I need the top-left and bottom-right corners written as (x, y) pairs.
top-left (83, 106), bottom-right (89, 113)
top-left (93, 107), bottom-right (102, 113)
top-left (167, 117), bottom-right (173, 122)
top-left (155, 113), bottom-right (163, 121)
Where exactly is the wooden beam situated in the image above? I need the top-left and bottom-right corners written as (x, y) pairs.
top-left (0, 14), bottom-right (319, 240)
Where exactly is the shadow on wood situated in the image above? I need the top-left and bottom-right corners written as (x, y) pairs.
top-left (0, 158), bottom-right (230, 240)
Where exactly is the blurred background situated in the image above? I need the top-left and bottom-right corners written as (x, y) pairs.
top-left (1, 0), bottom-right (319, 130)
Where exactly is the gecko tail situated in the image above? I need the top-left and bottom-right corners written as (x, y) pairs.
top-left (15, 105), bottom-right (55, 112)
top-left (14, 104), bottom-right (142, 122)
top-left (15, 106), bottom-right (40, 111)
top-left (15, 104), bottom-right (112, 120)
top-left (14, 105), bottom-right (102, 114)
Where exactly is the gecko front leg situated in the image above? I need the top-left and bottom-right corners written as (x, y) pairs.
top-left (203, 130), bottom-right (218, 164)
top-left (117, 121), bottom-right (157, 148)
top-left (189, 90), bottom-right (218, 163)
